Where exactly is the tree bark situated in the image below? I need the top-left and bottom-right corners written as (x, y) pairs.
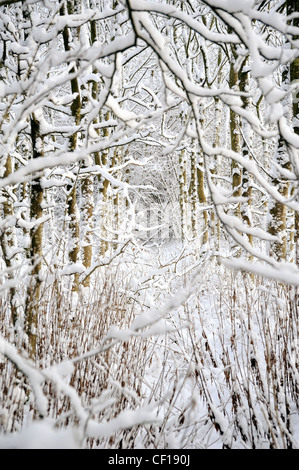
top-left (61, 0), bottom-right (82, 291)
top-left (229, 54), bottom-right (242, 218)
top-left (179, 147), bottom-right (188, 241)
top-left (1, 156), bottom-right (18, 325)
top-left (25, 114), bottom-right (44, 360)
top-left (239, 58), bottom-right (253, 249)
top-left (287, 0), bottom-right (299, 263)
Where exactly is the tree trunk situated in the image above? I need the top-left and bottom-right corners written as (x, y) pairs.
top-left (197, 154), bottom-right (209, 246)
top-left (179, 147), bottom-right (188, 241)
top-left (287, 0), bottom-right (299, 263)
top-left (211, 94), bottom-right (222, 249)
top-left (190, 146), bottom-right (197, 238)
top-left (61, 0), bottom-right (81, 291)
top-left (67, 184), bottom-right (80, 291)
top-left (99, 118), bottom-right (110, 256)
top-left (1, 156), bottom-right (18, 326)
top-left (25, 114), bottom-right (44, 360)
top-left (239, 58), bottom-right (253, 250)
top-left (267, 66), bottom-right (290, 261)
top-left (210, 49), bottom-right (223, 249)
top-left (81, 165), bottom-right (94, 288)
top-left (229, 57), bottom-right (242, 218)
top-left (267, 137), bottom-right (289, 260)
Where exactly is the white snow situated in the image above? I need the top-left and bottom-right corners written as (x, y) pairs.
top-left (1, 0), bottom-right (299, 451)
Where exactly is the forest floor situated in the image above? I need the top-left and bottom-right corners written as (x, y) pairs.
top-left (0, 238), bottom-right (299, 448)
top-left (131, 240), bottom-right (299, 449)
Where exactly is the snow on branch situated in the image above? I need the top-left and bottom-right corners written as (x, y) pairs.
top-left (127, 0), bottom-right (241, 45)
top-left (0, 331), bottom-right (160, 448)
top-left (224, 257), bottom-right (299, 287)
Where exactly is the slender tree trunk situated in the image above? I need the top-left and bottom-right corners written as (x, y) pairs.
top-left (81, 169), bottom-right (94, 289)
top-left (112, 149), bottom-right (121, 249)
top-left (197, 153), bottom-right (209, 246)
top-left (25, 114), bottom-right (44, 360)
top-left (67, 184), bottom-right (80, 289)
top-left (267, 66), bottom-right (290, 261)
top-left (61, 0), bottom-right (81, 291)
top-left (287, 0), bottom-right (299, 263)
top-left (98, 111), bottom-right (111, 256)
top-left (179, 147), bottom-right (188, 241)
top-left (1, 156), bottom-right (18, 325)
top-left (211, 95), bottom-right (222, 249)
top-left (267, 139), bottom-right (289, 260)
top-left (229, 55), bottom-right (242, 218)
top-left (239, 58), bottom-right (253, 250)
top-left (189, 146), bottom-right (197, 238)
top-left (211, 49), bottom-right (223, 249)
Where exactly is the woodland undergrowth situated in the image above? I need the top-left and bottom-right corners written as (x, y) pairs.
top-left (0, 242), bottom-right (299, 449)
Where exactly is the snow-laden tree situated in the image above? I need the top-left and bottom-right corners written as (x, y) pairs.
top-left (1, 0), bottom-right (299, 449)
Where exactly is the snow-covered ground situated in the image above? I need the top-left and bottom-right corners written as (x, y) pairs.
top-left (0, 239), bottom-right (299, 449)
